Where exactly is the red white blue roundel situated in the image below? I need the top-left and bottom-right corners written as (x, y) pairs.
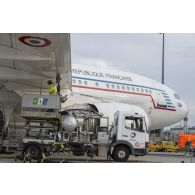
top-left (19, 36), bottom-right (51, 47)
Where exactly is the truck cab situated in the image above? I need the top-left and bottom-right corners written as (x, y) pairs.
top-left (111, 111), bottom-right (149, 161)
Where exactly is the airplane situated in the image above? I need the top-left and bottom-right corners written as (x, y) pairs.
top-left (0, 33), bottom-right (188, 133)
top-left (69, 64), bottom-right (188, 130)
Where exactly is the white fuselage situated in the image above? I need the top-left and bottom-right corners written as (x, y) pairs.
top-left (71, 65), bottom-right (188, 130)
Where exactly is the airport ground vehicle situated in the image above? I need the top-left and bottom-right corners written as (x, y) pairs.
top-left (19, 95), bottom-right (149, 162)
top-left (147, 142), bottom-right (159, 152)
top-left (178, 134), bottom-right (195, 153)
top-left (158, 141), bottom-right (179, 152)
top-left (0, 108), bottom-right (21, 153)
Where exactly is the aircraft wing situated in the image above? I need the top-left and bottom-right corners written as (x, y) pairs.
top-left (0, 33), bottom-right (71, 93)
top-left (0, 33), bottom-right (72, 129)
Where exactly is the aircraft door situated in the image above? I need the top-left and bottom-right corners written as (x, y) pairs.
top-left (153, 92), bottom-right (167, 108)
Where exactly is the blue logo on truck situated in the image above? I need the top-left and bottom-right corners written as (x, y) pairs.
top-left (130, 132), bottom-right (136, 138)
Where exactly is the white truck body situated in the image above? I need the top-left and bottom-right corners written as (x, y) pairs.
top-left (19, 95), bottom-right (149, 162)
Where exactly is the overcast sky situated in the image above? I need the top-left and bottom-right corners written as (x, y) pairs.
top-left (71, 33), bottom-right (195, 127)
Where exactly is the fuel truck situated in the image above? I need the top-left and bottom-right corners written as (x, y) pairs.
top-left (20, 95), bottom-right (149, 162)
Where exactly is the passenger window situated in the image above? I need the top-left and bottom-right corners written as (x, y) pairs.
top-left (145, 89), bottom-right (148, 93)
top-left (141, 88), bottom-right (144, 93)
top-left (117, 85), bottom-right (120, 90)
top-left (112, 84), bottom-right (115, 89)
top-left (132, 87), bottom-right (135, 92)
top-left (122, 86), bottom-right (125, 90)
top-left (136, 88), bottom-right (139, 92)
top-left (125, 117), bottom-right (144, 132)
top-left (72, 79), bottom-right (76, 84)
top-left (95, 82), bottom-right (99, 87)
top-left (149, 90), bottom-right (152, 94)
top-left (127, 86), bottom-right (130, 91)
top-left (106, 84), bottom-right (109, 88)
top-left (79, 80), bottom-right (82, 85)
top-left (84, 81), bottom-right (87, 85)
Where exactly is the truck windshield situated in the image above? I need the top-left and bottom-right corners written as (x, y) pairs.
top-left (125, 117), bottom-right (144, 132)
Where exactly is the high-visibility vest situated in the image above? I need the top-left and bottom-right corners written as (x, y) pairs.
top-left (49, 84), bottom-right (57, 95)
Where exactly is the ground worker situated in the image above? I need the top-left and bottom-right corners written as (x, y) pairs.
top-left (47, 80), bottom-right (57, 95)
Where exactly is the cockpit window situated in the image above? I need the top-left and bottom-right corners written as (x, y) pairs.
top-left (177, 102), bottom-right (182, 107)
top-left (174, 93), bottom-right (180, 100)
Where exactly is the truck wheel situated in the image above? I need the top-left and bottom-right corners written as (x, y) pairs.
top-left (25, 144), bottom-right (42, 160)
top-left (112, 146), bottom-right (129, 162)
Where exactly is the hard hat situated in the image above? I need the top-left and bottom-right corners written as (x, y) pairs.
top-left (47, 80), bottom-right (53, 85)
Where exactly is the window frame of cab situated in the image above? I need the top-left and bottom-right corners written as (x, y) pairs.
top-left (124, 116), bottom-right (144, 132)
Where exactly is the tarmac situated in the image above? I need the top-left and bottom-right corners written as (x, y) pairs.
top-left (0, 151), bottom-right (195, 163)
